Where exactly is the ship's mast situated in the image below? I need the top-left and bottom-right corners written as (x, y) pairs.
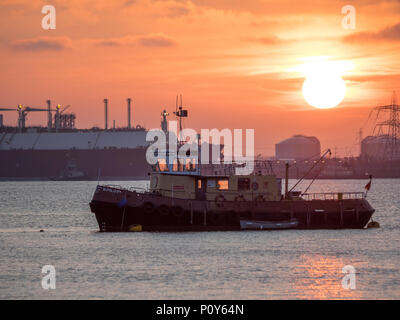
top-left (173, 94), bottom-right (188, 144)
top-left (161, 109), bottom-right (169, 134)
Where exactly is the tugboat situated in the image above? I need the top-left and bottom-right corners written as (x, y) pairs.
top-left (90, 160), bottom-right (375, 231)
top-left (89, 106), bottom-right (375, 232)
top-left (51, 159), bottom-right (87, 181)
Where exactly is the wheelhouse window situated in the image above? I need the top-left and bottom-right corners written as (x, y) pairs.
top-left (157, 159), bottom-right (169, 172)
top-left (172, 159), bottom-right (184, 172)
top-left (185, 158), bottom-right (197, 172)
top-left (217, 179), bottom-right (229, 190)
top-left (238, 178), bottom-right (250, 191)
top-left (207, 179), bottom-right (217, 188)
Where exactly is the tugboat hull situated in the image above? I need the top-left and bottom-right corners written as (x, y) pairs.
top-left (89, 186), bottom-right (375, 232)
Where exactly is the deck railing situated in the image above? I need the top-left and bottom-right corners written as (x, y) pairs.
top-left (301, 192), bottom-right (365, 200)
top-left (97, 185), bottom-right (366, 202)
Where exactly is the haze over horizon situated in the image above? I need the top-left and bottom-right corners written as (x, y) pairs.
top-left (1, 0), bottom-right (399, 156)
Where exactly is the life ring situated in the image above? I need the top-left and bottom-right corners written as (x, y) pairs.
top-left (142, 202), bottom-right (154, 214)
top-left (234, 195), bottom-right (246, 202)
top-left (255, 194), bottom-right (266, 202)
top-left (252, 182), bottom-right (259, 191)
top-left (158, 204), bottom-right (170, 216)
top-left (171, 206), bottom-right (184, 217)
top-left (215, 194), bottom-right (226, 207)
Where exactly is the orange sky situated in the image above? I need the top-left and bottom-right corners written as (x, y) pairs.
top-left (1, 0), bottom-right (400, 156)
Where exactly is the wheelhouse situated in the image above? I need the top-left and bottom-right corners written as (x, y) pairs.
top-left (149, 162), bottom-right (282, 202)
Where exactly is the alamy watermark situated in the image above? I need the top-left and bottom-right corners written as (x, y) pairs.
top-left (41, 265), bottom-right (56, 290)
top-left (41, 5), bottom-right (56, 30)
top-left (341, 265), bottom-right (356, 290)
top-left (341, 5), bottom-right (356, 29)
top-left (146, 120), bottom-right (255, 175)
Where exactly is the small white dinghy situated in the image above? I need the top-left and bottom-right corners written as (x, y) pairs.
top-left (240, 219), bottom-right (299, 230)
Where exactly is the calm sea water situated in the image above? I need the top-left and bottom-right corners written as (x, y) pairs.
top-left (0, 179), bottom-right (399, 300)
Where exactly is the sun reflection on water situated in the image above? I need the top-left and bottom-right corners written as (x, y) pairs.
top-left (292, 255), bottom-right (363, 300)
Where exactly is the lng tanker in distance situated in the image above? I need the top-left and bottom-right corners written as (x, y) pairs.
top-left (0, 99), bottom-right (151, 180)
top-left (1, 94), bottom-right (399, 180)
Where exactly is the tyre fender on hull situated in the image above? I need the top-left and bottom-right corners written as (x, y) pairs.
top-left (234, 195), bottom-right (246, 202)
top-left (142, 202), bottom-right (154, 214)
top-left (171, 206), bottom-right (184, 217)
top-left (255, 195), bottom-right (266, 202)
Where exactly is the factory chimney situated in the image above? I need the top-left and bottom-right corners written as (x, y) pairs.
top-left (127, 98), bottom-right (132, 129)
top-left (47, 99), bottom-right (52, 132)
top-left (104, 98), bottom-right (108, 130)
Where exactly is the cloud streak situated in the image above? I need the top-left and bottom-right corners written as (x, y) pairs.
top-left (11, 33), bottom-right (177, 52)
top-left (93, 34), bottom-right (177, 48)
top-left (246, 35), bottom-right (284, 45)
top-left (137, 34), bottom-right (177, 47)
top-left (343, 23), bottom-right (400, 43)
top-left (93, 36), bottom-right (136, 47)
top-left (344, 73), bottom-right (400, 84)
top-left (166, 4), bottom-right (190, 17)
top-left (11, 37), bottom-right (72, 51)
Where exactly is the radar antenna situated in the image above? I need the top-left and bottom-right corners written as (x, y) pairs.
top-left (173, 94), bottom-right (188, 143)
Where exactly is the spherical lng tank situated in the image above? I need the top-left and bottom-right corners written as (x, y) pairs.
top-left (361, 135), bottom-right (400, 160)
top-left (275, 135), bottom-right (321, 160)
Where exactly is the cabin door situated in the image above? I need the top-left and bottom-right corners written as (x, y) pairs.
top-left (196, 178), bottom-right (207, 200)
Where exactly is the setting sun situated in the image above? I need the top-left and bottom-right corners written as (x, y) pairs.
top-left (302, 73), bottom-right (346, 109)
top-left (300, 59), bottom-right (348, 109)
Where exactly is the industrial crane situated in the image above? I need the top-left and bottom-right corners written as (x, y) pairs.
top-left (0, 105), bottom-right (23, 128)
top-left (0, 104), bottom-right (58, 132)
top-left (19, 106), bottom-right (59, 131)
top-left (1, 100), bottom-right (74, 132)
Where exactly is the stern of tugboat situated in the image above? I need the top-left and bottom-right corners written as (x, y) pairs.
top-left (299, 192), bottom-right (375, 229)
